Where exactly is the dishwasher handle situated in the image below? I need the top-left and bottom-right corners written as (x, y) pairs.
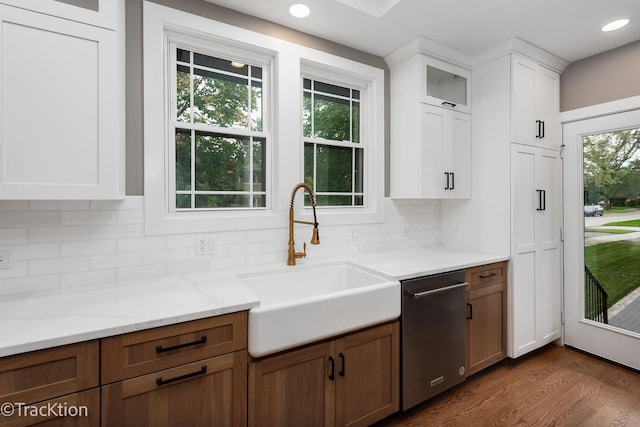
top-left (408, 281), bottom-right (469, 299)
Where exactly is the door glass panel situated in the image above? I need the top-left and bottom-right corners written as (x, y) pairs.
top-left (583, 128), bottom-right (640, 333)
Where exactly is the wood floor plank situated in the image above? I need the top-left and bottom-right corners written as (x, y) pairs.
top-left (374, 344), bottom-right (640, 426)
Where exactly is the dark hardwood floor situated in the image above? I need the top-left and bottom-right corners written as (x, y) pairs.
top-left (375, 344), bottom-right (640, 426)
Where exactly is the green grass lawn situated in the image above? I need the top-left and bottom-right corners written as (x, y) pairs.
top-left (603, 219), bottom-right (640, 227)
top-left (584, 241), bottom-right (640, 307)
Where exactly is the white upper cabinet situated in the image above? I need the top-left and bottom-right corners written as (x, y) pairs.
top-left (0, 1), bottom-right (124, 199)
top-left (511, 54), bottom-right (560, 148)
top-left (387, 42), bottom-right (473, 200)
top-left (421, 56), bottom-right (471, 114)
top-left (0, 0), bottom-right (117, 29)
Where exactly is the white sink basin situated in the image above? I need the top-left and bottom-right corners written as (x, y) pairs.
top-left (239, 262), bottom-right (400, 357)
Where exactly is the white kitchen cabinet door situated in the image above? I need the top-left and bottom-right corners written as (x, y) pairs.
top-left (414, 104), bottom-right (471, 199)
top-left (511, 55), bottom-right (560, 149)
top-left (510, 144), bottom-right (561, 358)
top-left (0, 4), bottom-right (124, 199)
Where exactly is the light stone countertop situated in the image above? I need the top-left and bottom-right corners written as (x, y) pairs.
top-left (0, 246), bottom-right (508, 358)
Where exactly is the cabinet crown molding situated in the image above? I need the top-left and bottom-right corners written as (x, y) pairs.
top-left (472, 37), bottom-right (569, 73)
top-left (384, 35), bottom-right (473, 69)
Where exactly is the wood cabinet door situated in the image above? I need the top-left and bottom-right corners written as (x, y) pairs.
top-left (335, 322), bottom-right (399, 427)
top-left (0, 388), bottom-right (99, 427)
top-left (248, 341), bottom-right (335, 427)
top-left (101, 351), bottom-right (247, 427)
top-left (466, 282), bottom-right (507, 376)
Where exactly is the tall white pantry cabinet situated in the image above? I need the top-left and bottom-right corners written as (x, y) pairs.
top-left (0, 0), bottom-right (125, 199)
top-left (441, 39), bottom-right (568, 358)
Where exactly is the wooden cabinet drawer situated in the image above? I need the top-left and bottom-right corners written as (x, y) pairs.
top-left (0, 341), bottom-right (99, 406)
top-left (101, 311), bottom-right (247, 383)
top-left (0, 387), bottom-right (100, 427)
top-left (102, 351), bottom-right (247, 427)
top-left (465, 261), bottom-right (507, 290)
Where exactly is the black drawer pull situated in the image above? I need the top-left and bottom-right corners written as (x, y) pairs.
top-left (156, 335), bottom-right (207, 353)
top-left (329, 356), bottom-right (335, 381)
top-left (479, 272), bottom-right (497, 279)
top-left (442, 101), bottom-right (457, 108)
top-left (467, 303), bottom-right (473, 320)
top-left (339, 353), bottom-right (345, 377)
top-left (156, 365), bottom-right (207, 386)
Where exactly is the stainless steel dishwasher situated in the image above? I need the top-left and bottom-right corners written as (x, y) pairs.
top-left (401, 269), bottom-right (467, 410)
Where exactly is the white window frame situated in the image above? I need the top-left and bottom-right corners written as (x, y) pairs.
top-left (298, 60), bottom-right (385, 226)
top-left (143, 2), bottom-right (384, 235)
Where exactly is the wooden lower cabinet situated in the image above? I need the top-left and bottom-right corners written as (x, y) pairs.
top-left (248, 321), bottom-right (399, 427)
top-left (102, 350), bottom-right (247, 427)
top-left (465, 262), bottom-right (508, 376)
top-left (0, 388), bottom-right (100, 427)
top-left (0, 341), bottom-right (100, 427)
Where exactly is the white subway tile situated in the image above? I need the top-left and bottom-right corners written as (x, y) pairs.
top-left (62, 211), bottom-right (118, 226)
top-left (143, 248), bottom-right (189, 265)
top-left (0, 275), bottom-right (59, 296)
top-left (117, 264), bottom-right (166, 282)
top-left (117, 209), bottom-right (144, 224)
top-left (91, 253), bottom-right (142, 270)
top-left (0, 201), bottom-right (29, 211)
top-left (0, 261), bottom-right (27, 279)
top-left (166, 234), bottom-right (197, 249)
top-left (90, 224), bottom-right (144, 240)
top-left (209, 255), bottom-right (245, 271)
top-left (29, 226), bottom-right (91, 243)
top-left (0, 211), bottom-right (61, 228)
top-left (11, 243), bottom-right (60, 260)
top-left (60, 269), bottom-right (117, 289)
top-left (166, 259), bottom-right (209, 276)
top-left (30, 201), bottom-right (90, 211)
top-left (118, 236), bottom-right (166, 253)
top-left (0, 229), bottom-right (28, 245)
top-left (61, 240), bottom-right (117, 257)
top-left (29, 257), bottom-right (90, 275)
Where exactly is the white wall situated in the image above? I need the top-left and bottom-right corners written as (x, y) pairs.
top-left (0, 197), bottom-right (440, 296)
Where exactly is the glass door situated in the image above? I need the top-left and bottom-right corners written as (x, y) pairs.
top-left (563, 108), bottom-right (640, 370)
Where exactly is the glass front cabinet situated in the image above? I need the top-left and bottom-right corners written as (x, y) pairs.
top-left (420, 56), bottom-right (471, 114)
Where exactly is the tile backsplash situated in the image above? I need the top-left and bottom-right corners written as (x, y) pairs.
top-left (0, 196), bottom-right (440, 296)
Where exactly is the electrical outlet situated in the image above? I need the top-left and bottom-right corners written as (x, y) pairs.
top-left (196, 235), bottom-right (216, 256)
top-left (349, 228), bottom-right (361, 242)
top-left (0, 250), bottom-right (12, 269)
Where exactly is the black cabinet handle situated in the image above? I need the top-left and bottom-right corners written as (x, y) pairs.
top-left (442, 101), bottom-right (457, 108)
top-left (536, 120), bottom-right (546, 138)
top-left (156, 365), bottom-right (207, 386)
top-left (466, 303), bottom-right (473, 320)
top-left (536, 189), bottom-right (547, 211)
top-left (339, 353), bottom-right (345, 377)
top-left (451, 172), bottom-right (455, 190)
top-left (156, 336), bottom-right (207, 353)
top-left (444, 172), bottom-right (450, 190)
top-left (479, 272), bottom-right (497, 279)
top-left (329, 356), bottom-right (335, 381)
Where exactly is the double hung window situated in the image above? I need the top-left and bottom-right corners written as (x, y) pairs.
top-left (171, 45), bottom-right (269, 211)
top-left (303, 77), bottom-right (364, 207)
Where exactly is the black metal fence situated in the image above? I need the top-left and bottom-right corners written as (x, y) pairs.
top-left (585, 266), bottom-right (608, 324)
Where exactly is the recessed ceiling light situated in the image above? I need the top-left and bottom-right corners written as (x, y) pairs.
top-left (601, 18), bottom-right (630, 32)
top-left (289, 3), bottom-right (310, 18)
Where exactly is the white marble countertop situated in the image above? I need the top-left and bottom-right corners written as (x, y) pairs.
top-left (0, 246), bottom-right (508, 358)
top-left (351, 246), bottom-right (509, 281)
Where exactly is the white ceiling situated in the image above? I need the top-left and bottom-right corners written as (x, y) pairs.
top-left (204, 0), bottom-right (640, 63)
